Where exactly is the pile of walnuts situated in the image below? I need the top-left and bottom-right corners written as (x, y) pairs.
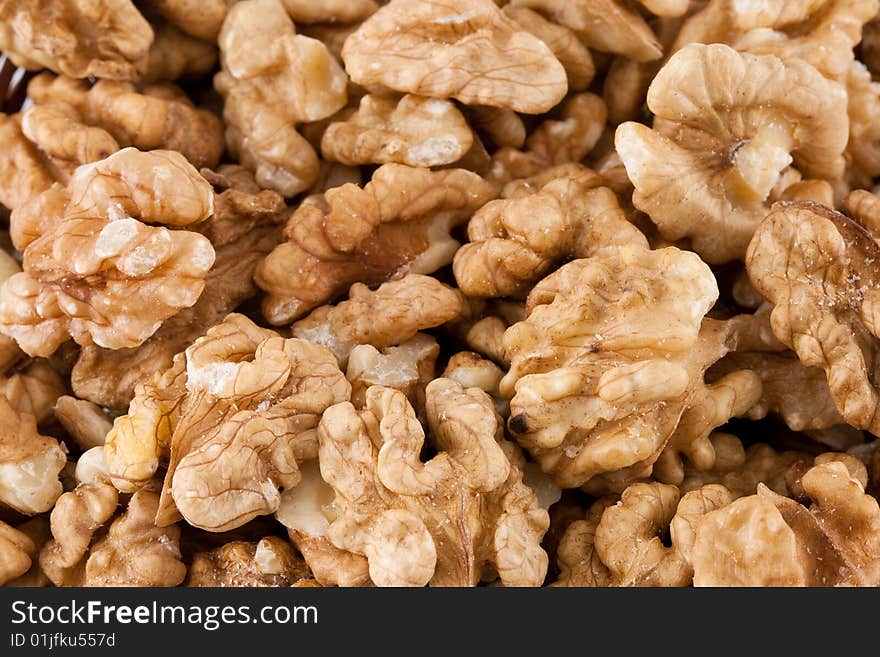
top-left (2, 0), bottom-right (880, 588)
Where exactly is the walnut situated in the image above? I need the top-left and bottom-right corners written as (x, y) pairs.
top-left (141, 0), bottom-right (226, 42)
top-left (845, 62), bottom-right (880, 189)
top-left (83, 488), bottom-right (186, 586)
top-left (322, 95), bottom-right (473, 168)
top-left (316, 380), bottom-right (549, 586)
top-left (844, 188), bottom-right (880, 237)
top-left (215, 0), bottom-right (348, 196)
top-left (441, 351), bottom-right (505, 407)
top-left (187, 536), bottom-right (314, 587)
top-left (54, 396), bottom-right (112, 450)
top-left (616, 43), bottom-right (849, 263)
top-left (509, 0), bottom-right (663, 62)
top-left (0, 114), bottom-right (62, 210)
top-left (0, 359), bottom-right (66, 424)
top-left (140, 22), bottom-right (217, 84)
top-left (463, 105), bottom-right (526, 149)
top-left (501, 245), bottom-right (721, 490)
top-left (341, 0), bottom-right (567, 114)
top-left (454, 166), bottom-right (647, 297)
top-left (0, 148), bottom-right (216, 356)
top-left (785, 451), bottom-right (869, 501)
top-left (0, 396), bottom-right (66, 514)
top-left (0, 0), bottom-right (153, 80)
top-left (747, 201), bottom-right (880, 435)
top-left (693, 461), bottom-right (880, 586)
top-left (552, 498), bottom-right (614, 587)
top-left (280, 0), bottom-right (377, 23)
top-left (0, 520), bottom-right (36, 585)
top-left (347, 334), bottom-right (439, 411)
top-left (292, 275), bottom-right (463, 366)
top-left (256, 164), bottom-right (495, 324)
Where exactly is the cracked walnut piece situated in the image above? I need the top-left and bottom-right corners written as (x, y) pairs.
top-left (187, 537), bottom-right (314, 587)
top-left (342, 0), bottom-right (567, 114)
top-left (0, 148), bottom-right (215, 357)
top-left (747, 201), bottom-right (880, 435)
top-left (616, 43), bottom-right (848, 263)
top-left (256, 163), bottom-right (495, 325)
top-left (316, 379), bottom-right (549, 587)
top-left (501, 244), bottom-right (720, 490)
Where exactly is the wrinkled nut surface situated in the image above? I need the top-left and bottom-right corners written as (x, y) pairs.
top-left (616, 43), bottom-right (848, 263)
top-left (0, 359), bottom-right (66, 424)
top-left (342, 0), bottom-right (567, 114)
top-left (256, 164), bottom-right (495, 324)
top-left (0, 520), bottom-right (36, 585)
top-left (187, 537), bottom-right (313, 587)
top-left (317, 380), bottom-right (549, 587)
top-left (501, 245), bottom-right (720, 490)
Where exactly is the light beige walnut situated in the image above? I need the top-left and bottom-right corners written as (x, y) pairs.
top-left (347, 334), bottom-right (439, 411)
top-left (0, 360), bottom-right (65, 424)
top-left (256, 164), bottom-right (495, 325)
top-left (69, 166), bottom-right (285, 410)
top-left (0, 0), bottom-right (153, 80)
top-left (616, 43), bottom-right (849, 263)
top-left (454, 166), bottom-right (647, 297)
top-left (187, 537), bottom-right (314, 587)
top-left (501, 245), bottom-right (720, 491)
top-left (0, 148), bottom-right (215, 357)
top-left (317, 380), bottom-right (549, 587)
top-left (281, 0), bottom-right (377, 23)
top-left (442, 351), bottom-right (505, 406)
top-left (141, 0), bottom-right (226, 42)
top-left (693, 461), bottom-right (880, 586)
top-left (342, 0), bottom-right (567, 114)
top-left (84, 488), bottom-right (186, 587)
top-left (0, 114), bottom-right (64, 210)
top-left (747, 201), bottom-right (880, 435)
top-left (844, 188), bottom-right (880, 238)
top-left (0, 396), bottom-right (66, 514)
top-left (509, 0), bottom-right (663, 61)
top-left (54, 396), bottom-right (113, 450)
top-left (215, 0), bottom-right (348, 196)
top-left (846, 62), bottom-right (880, 189)
top-left (322, 95), bottom-right (473, 167)
top-left (292, 275), bottom-right (463, 366)
top-left (785, 451), bottom-right (869, 501)
top-left (0, 520), bottom-right (36, 585)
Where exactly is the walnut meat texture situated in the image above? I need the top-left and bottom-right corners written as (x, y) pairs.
top-left (501, 245), bottom-right (722, 491)
top-left (317, 379), bottom-right (549, 587)
top-left (454, 166), bottom-right (648, 298)
top-left (105, 313), bottom-right (351, 532)
top-left (616, 43), bottom-right (848, 263)
top-left (256, 164), bottom-right (496, 325)
top-left (0, 148), bottom-right (216, 357)
top-left (187, 537), bottom-right (313, 587)
top-left (0, 520), bottom-right (37, 585)
top-left (341, 0), bottom-right (567, 114)
top-left (215, 0), bottom-right (348, 197)
top-left (693, 461), bottom-right (880, 586)
top-left (0, 0), bottom-right (153, 80)
top-left (747, 201), bottom-right (880, 436)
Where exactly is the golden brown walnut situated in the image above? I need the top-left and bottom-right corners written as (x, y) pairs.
top-left (0, 396), bottom-right (66, 514)
top-left (0, 520), bottom-right (36, 585)
top-left (215, 0), bottom-right (348, 196)
top-left (138, 22), bottom-right (218, 84)
top-left (454, 166), bottom-right (647, 297)
top-left (552, 498), bottom-right (614, 587)
top-left (256, 164), bottom-right (495, 324)
top-left (0, 114), bottom-right (63, 210)
top-left (0, 149), bottom-right (216, 357)
top-left (341, 0), bottom-right (567, 114)
top-left (54, 396), bottom-right (112, 450)
top-left (463, 106), bottom-right (526, 149)
top-left (616, 43), bottom-right (849, 263)
top-left (69, 166), bottom-right (285, 410)
top-left (844, 188), bottom-right (880, 237)
top-left (747, 201), bottom-right (880, 435)
top-left (322, 95), bottom-right (473, 168)
top-left (292, 275), bottom-right (463, 366)
top-left (4, 518), bottom-right (51, 587)
top-left (785, 451), bottom-right (869, 501)
top-left (141, 0), bottom-right (226, 42)
top-left (187, 537), bottom-right (313, 587)
top-left (509, 0), bottom-right (662, 61)
top-left (490, 94), bottom-right (607, 184)
top-left (317, 380), bottom-right (549, 587)
top-left (0, 0), bottom-right (153, 80)
top-left (280, 0), bottom-right (377, 23)
top-left (693, 461), bottom-right (880, 586)
top-left (501, 5), bottom-right (595, 91)
top-left (846, 62), bottom-right (880, 189)
top-left (83, 488), bottom-right (186, 587)
top-left (501, 245), bottom-right (721, 490)
top-left (0, 360), bottom-right (66, 424)
top-left (25, 73), bottom-right (224, 170)
top-left (347, 334), bottom-right (439, 411)
top-left (39, 478), bottom-right (118, 587)
top-left (442, 351), bottom-right (505, 411)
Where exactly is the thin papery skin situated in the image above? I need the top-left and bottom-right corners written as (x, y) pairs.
top-left (215, 0), bottom-right (348, 197)
top-left (0, 148), bottom-right (215, 356)
top-left (187, 536), bottom-right (314, 587)
top-left (317, 380), bottom-right (549, 587)
top-left (747, 201), bottom-right (880, 435)
top-left (616, 43), bottom-right (849, 264)
top-left (256, 164), bottom-right (496, 325)
top-left (341, 0), bottom-right (567, 114)
top-left (291, 274), bottom-right (464, 366)
top-left (454, 166), bottom-right (647, 298)
top-left (0, 0), bottom-right (153, 80)
top-left (501, 245), bottom-right (720, 491)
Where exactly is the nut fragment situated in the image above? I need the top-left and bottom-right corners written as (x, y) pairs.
top-left (187, 537), bottom-right (313, 587)
top-left (54, 396), bottom-right (113, 450)
top-left (0, 520), bottom-right (36, 585)
top-left (317, 380), bottom-right (549, 586)
top-left (616, 43), bottom-right (848, 263)
top-left (342, 0), bottom-right (567, 114)
top-left (142, 0), bottom-right (226, 42)
top-left (256, 164), bottom-right (495, 324)
top-left (0, 359), bottom-right (66, 424)
top-left (281, 0), bottom-right (377, 24)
